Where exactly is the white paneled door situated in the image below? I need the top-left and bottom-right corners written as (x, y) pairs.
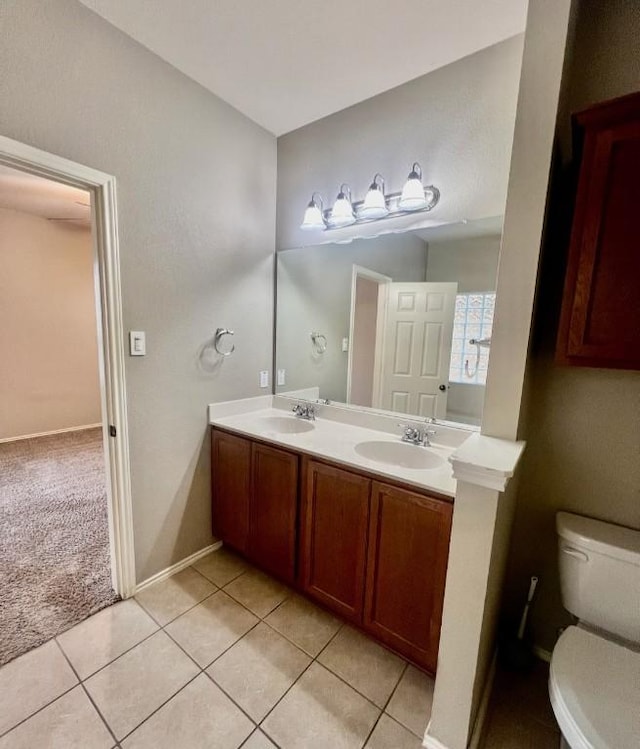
top-left (374, 282), bottom-right (457, 419)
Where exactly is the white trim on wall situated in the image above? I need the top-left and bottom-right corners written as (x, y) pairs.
top-left (135, 542), bottom-right (222, 594)
top-left (0, 423), bottom-right (102, 444)
top-left (0, 135), bottom-right (136, 598)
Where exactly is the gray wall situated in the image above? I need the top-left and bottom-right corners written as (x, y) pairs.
top-left (426, 235), bottom-right (501, 293)
top-left (505, 0), bottom-right (640, 651)
top-left (427, 234), bottom-right (501, 424)
top-left (276, 234), bottom-right (428, 402)
top-left (276, 35), bottom-right (524, 251)
top-left (0, 0), bottom-right (277, 581)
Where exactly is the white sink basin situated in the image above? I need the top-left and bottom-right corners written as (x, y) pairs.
top-left (354, 440), bottom-right (445, 470)
top-left (258, 416), bottom-right (315, 434)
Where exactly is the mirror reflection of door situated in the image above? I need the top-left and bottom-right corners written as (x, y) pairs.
top-left (347, 266), bottom-right (391, 408)
top-left (373, 282), bottom-right (458, 419)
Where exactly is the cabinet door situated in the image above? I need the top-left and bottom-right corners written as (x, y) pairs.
top-left (211, 429), bottom-right (251, 554)
top-left (557, 92), bottom-right (640, 369)
top-left (250, 443), bottom-right (298, 584)
top-left (365, 482), bottom-right (452, 673)
top-left (300, 460), bottom-right (370, 623)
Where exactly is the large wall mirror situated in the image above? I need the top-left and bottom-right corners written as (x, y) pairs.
top-left (275, 216), bottom-right (502, 427)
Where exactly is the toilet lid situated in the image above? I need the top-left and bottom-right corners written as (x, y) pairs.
top-left (549, 626), bottom-right (640, 749)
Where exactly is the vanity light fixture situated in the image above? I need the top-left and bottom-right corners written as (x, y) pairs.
top-left (399, 162), bottom-right (428, 210)
top-left (328, 184), bottom-right (356, 228)
top-left (302, 162), bottom-right (439, 231)
top-left (300, 192), bottom-right (326, 231)
top-left (359, 173), bottom-right (389, 219)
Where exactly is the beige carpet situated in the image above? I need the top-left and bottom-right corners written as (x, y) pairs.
top-left (0, 428), bottom-right (119, 666)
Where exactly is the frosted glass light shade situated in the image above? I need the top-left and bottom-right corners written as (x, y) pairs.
top-left (399, 163), bottom-right (428, 210)
top-left (359, 186), bottom-right (388, 219)
top-left (329, 189), bottom-right (355, 227)
top-left (399, 176), bottom-right (427, 210)
top-left (300, 202), bottom-right (325, 230)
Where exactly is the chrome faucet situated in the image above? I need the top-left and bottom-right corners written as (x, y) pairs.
top-left (292, 403), bottom-right (316, 421)
top-left (397, 421), bottom-right (437, 447)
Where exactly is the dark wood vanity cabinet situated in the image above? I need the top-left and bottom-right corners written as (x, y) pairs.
top-left (300, 460), bottom-right (371, 623)
top-left (364, 482), bottom-right (452, 673)
top-left (211, 430), bottom-right (251, 554)
top-left (211, 426), bottom-right (453, 673)
top-left (211, 430), bottom-right (298, 584)
top-left (250, 443), bottom-right (298, 583)
top-left (557, 92), bottom-right (640, 369)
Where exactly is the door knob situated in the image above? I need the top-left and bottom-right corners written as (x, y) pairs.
top-left (439, 384), bottom-right (448, 392)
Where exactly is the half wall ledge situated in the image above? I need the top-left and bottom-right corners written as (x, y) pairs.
top-left (449, 433), bottom-right (526, 492)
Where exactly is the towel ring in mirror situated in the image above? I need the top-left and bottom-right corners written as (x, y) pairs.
top-left (214, 327), bottom-right (235, 357)
top-left (311, 331), bottom-right (327, 354)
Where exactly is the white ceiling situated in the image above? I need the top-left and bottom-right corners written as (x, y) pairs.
top-left (0, 165), bottom-right (91, 227)
top-left (78, 0), bottom-right (528, 135)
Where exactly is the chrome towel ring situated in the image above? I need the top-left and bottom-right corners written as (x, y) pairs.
top-left (214, 328), bottom-right (235, 356)
top-left (311, 332), bottom-right (327, 354)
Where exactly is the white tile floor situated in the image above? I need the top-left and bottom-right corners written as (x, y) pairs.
top-left (0, 548), bottom-right (435, 748)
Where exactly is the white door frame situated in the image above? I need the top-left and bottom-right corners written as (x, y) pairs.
top-left (0, 135), bottom-right (136, 598)
top-left (346, 264), bottom-right (391, 404)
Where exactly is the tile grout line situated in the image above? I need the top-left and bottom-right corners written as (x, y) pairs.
top-left (155, 574), bottom-right (411, 742)
top-left (149, 562), bottom-right (418, 747)
top-left (1, 550), bottom-right (426, 748)
top-left (193, 557), bottom-right (414, 746)
top-left (61, 624), bottom-right (161, 683)
top-left (201, 669), bottom-right (261, 729)
top-left (54, 639), bottom-right (120, 747)
top-left (135, 583), bottom-right (220, 628)
top-left (257, 619), bottom-right (348, 744)
top-left (189, 561), bottom-right (248, 588)
top-left (0, 609), bottom-right (164, 741)
top-left (361, 661), bottom-right (410, 747)
top-left (312, 632), bottom-right (409, 713)
top-left (385, 662), bottom-right (432, 741)
top-left (116, 670), bottom-right (204, 744)
top-left (0, 676), bottom-right (79, 740)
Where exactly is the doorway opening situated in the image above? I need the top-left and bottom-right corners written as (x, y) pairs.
top-left (0, 137), bottom-right (134, 666)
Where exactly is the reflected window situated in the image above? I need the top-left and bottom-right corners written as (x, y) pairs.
top-left (449, 292), bottom-right (495, 385)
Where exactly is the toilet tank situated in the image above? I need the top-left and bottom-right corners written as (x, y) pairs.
top-left (557, 512), bottom-right (640, 644)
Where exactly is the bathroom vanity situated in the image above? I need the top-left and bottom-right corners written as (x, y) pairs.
top-left (209, 400), bottom-right (461, 673)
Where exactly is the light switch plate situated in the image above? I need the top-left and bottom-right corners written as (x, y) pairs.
top-left (342, 337), bottom-right (349, 352)
top-left (259, 370), bottom-right (269, 388)
top-left (277, 369), bottom-right (286, 386)
top-left (129, 331), bottom-right (146, 356)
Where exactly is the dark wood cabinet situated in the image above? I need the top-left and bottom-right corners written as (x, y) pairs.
top-left (557, 91), bottom-right (640, 369)
top-left (211, 430), bottom-right (299, 584)
top-left (211, 430), bottom-right (251, 554)
top-left (300, 460), bottom-right (371, 623)
top-left (250, 443), bottom-right (298, 584)
top-left (211, 426), bottom-right (453, 674)
top-left (364, 482), bottom-right (452, 672)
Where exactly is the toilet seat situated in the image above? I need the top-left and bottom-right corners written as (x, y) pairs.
top-left (549, 626), bottom-right (640, 749)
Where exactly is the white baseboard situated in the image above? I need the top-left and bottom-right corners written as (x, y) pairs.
top-left (0, 423), bottom-right (102, 444)
top-left (134, 541), bottom-right (223, 595)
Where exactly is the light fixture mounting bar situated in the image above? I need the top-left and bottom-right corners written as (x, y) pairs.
top-left (321, 186), bottom-right (440, 230)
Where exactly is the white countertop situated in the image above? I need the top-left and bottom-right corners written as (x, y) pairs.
top-left (209, 399), bottom-right (459, 497)
top-left (208, 395), bottom-right (526, 496)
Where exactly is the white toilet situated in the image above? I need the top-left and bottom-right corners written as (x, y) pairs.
top-left (549, 512), bottom-right (640, 749)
